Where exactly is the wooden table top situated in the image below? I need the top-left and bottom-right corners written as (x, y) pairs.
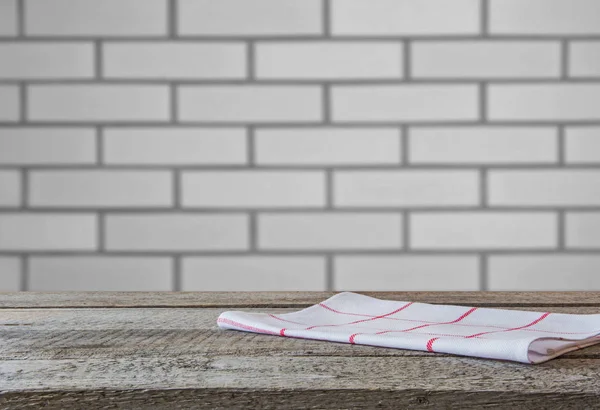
top-left (1, 292), bottom-right (600, 409)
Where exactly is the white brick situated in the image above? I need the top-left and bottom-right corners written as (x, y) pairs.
top-left (0, 85), bottom-right (19, 121)
top-left (178, 86), bottom-right (321, 123)
top-left (566, 212), bottom-right (600, 248)
top-left (0, 213), bottom-right (97, 251)
top-left (0, 170), bottom-right (20, 207)
top-left (0, 127), bottom-right (96, 165)
top-left (178, 0), bottom-right (322, 36)
top-left (104, 42), bottom-right (246, 79)
top-left (570, 42), bottom-right (600, 78)
top-left (334, 256), bottom-right (479, 291)
top-left (489, 0), bottom-right (600, 35)
top-left (106, 214), bottom-right (248, 251)
top-left (256, 42), bottom-right (403, 80)
top-left (29, 257), bottom-right (173, 291)
top-left (332, 85), bottom-right (478, 122)
top-left (103, 127), bottom-right (246, 165)
top-left (259, 213), bottom-right (402, 250)
top-left (410, 126), bottom-right (558, 164)
top-left (489, 170), bottom-right (600, 207)
top-left (25, 0), bottom-right (168, 36)
top-left (0, 0), bottom-right (18, 36)
top-left (30, 170), bottom-right (173, 208)
top-left (412, 41), bottom-right (560, 79)
top-left (335, 170), bottom-right (479, 207)
top-left (332, 0), bottom-right (479, 36)
top-left (0, 257), bottom-right (20, 291)
top-left (565, 127), bottom-right (600, 163)
top-left (255, 127), bottom-right (401, 166)
top-left (182, 171), bottom-right (325, 208)
top-left (411, 212), bottom-right (557, 250)
top-left (488, 84), bottom-right (600, 121)
top-left (182, 256), bottom-right (326, 291)
top-left (29, 85), bottom-right (170, 122)
top-left (489, 255), bottom-right (600, 291)
top-left (0, 43), bottom-right (94, 79)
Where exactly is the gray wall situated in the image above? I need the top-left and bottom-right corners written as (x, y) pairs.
top-left (1, 0), bottom-right (600, 291)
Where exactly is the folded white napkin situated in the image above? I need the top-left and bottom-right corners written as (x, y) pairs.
top-left (217, 292), bottom-right (600, 364)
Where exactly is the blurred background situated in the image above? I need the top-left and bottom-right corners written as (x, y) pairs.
top-left (1, 0), bottom-right (600, 292)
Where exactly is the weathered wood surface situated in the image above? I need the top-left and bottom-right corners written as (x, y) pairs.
top-left (2, 308), bottom-right (600, 361)
top-left (1, 292), bottom-right (600, 409)
top-left (2, 291), bottom-right (600, 308)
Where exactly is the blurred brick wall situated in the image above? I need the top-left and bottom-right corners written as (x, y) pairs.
top-left (1, 0), bottom-right (600, 291)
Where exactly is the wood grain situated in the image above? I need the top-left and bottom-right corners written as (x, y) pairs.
top-left (1, 292), bottom-right (599, 409)
top-left (2, 308), bottom-right (599, 361)
top-left (2, 291), bottom-right (600, 308)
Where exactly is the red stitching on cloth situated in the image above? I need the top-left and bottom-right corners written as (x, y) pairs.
top-left (465, 312), bottom-right (551, 339)
top-left (317, 303), bottom-right (597, 336)
top-left (426, 337), bottom-right (439, 352)
top-left (280, 328), bottom-right (286, 336)
top-left (318, 303), bottom-right (369, 317)
top-left (268, 314), bottom-right (307, 325)
top-left (375, 307), bottom-right (478, 336)
top-left (217, 317), bottom-right (280, 336)
top-left (349, 333), bottom-right (359, 344)
top-left (308, 302), bottom-right (413, 333)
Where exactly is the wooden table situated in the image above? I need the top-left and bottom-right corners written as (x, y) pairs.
top-left (1, 292), bottom-right (600, 409)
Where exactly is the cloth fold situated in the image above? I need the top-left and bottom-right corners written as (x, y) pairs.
top-left (217, 292), bottom-right (600, 364)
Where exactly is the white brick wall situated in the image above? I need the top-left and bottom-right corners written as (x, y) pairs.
top-left (178, 0), bottom-right (322, 36)
top-left (0, 128), bottom-right (96, 165)
top-left (255, 128), bottom-right (401, 166)
top-left (0, 257), bottom-right (20, 291)
top-left (334, 256), bottom-right (480, 291)
top-left (103, 42), bottom-right (247, 79)
top-left (565, 127), bottom-right (600, 164)
top-left (488, 84), bottom-right (600, 121)
top-left (0, 43), bottom-right (94, 79)
top-left (181, 171), bottom-right (325, 208)
top-left (412, 41), bottom-right (560, 79)
top-left (29, 257), bottom-right (173, 291)
top-left (410, 212), bottom-right (557, 250)
top-left (334, 170), bottom-right (479, 207)
top-left (0, 213), bottom-right (97, 251)
top-left (28, 85), bottom-right (171, 122)
top-left (256, 42), bottom-right (403, 80)
top-left (103, 127), bottom-right (247, 165)
top-left (3, 0), bottom-right (600, 291)
top-left (0, 85), bottom-right (20, 121)
top-left (29, 170), bottom-right (173, 208)
top-left (566, 212), bottom-right (600, 248)
top-left (0, 170), bottom-right (21, 207)
top-left (0, 0), bottom-right (18, 36)
top-left (259, 213), bottom-right (402, 250)
top-left (182, 256), bottom-right (326, 291)
top-left (569, 42), bottom-right (600, 78)
top-left (489, 170), bottom-right (600, 207)
top-left (105, 214), bottom-right (248, 251)
top-left (331, 0), bottom-right (480, 36)
top-left (332, 85), bottom-right (479, 122)
top-left (178, 86), bottom-right (322, 123)
top-left (409, 127), bottom-right (558, 164)
top-left (488, 255), bottom-right (600, 290)
top-left (489, 0), bottom-right (600, 35)
top-left (25, 0), bottom-right (168, 37)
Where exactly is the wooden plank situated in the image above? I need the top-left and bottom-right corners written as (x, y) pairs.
top-left (2, 356), bottom-right (599, 409)
top-left (2, 388), bottom-right (599, 410)
top-left (3, 328), bottom-right (599, 361)
top-left (2, 291), bottom-right (600, 308)
top-left (2, 306), bottom-right (598, 329)
top-left (2, 307), bottom-right (599, 360)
